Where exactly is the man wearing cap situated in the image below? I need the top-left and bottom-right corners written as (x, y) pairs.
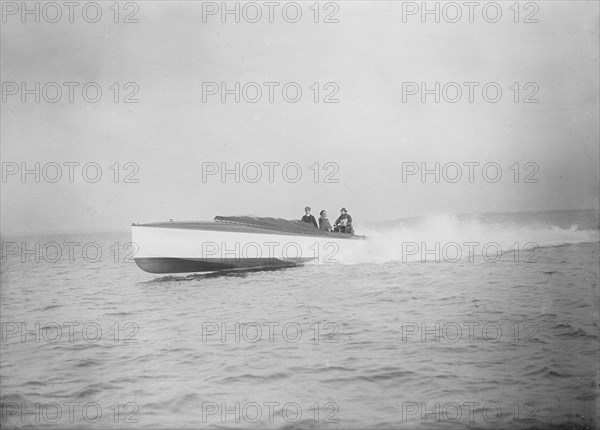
top-left (301, 207), bottom-right (318, 228)
top-left (334, 208), bottom-right (354, 234)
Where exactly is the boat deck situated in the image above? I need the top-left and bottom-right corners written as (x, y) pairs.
top-left (133, 216), bottom-right (365, 239)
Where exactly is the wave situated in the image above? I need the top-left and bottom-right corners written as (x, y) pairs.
top-left (342, 212), bottom-right (599, 264)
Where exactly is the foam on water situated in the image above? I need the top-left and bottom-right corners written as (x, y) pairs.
top-left (343, 212), bottom-right (599, 264)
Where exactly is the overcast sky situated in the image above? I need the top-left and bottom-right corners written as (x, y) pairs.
top-left (1, 1), bottom-right (598, 233)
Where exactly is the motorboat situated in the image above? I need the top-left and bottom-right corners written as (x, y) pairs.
top-left (132, 216), bottom-right (366, 273)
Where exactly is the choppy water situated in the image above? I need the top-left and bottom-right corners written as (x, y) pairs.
top-left (1, 210), bottom-right (599, 429)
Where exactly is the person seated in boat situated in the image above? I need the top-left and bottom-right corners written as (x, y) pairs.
top-left (318, 210), bottom-right (333, 232)
top-left (301, 206), bottom-right (318, 228)
top-left (334, 208), bottom-right (354, 234)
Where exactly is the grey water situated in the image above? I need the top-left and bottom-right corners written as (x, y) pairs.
top-left (1, 209), bottom-right (598, 429)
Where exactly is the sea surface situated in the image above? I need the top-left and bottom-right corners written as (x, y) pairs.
top-left (1, 209), bottom-right (599, 429)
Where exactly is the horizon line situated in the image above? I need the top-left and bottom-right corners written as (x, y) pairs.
top-left (2, 207), bottom-right (598, 237)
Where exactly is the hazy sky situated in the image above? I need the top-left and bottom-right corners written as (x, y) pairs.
top-left (1, 1), bottom-right (599, 233)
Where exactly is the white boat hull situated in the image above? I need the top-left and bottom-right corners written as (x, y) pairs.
top-left (132, 222), bottom-right (365, 273)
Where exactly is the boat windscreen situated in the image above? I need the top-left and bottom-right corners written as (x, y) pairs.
top-left (214, 216), bottom-right (321, 235)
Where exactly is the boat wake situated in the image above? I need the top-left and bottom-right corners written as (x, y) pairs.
top-left (345, 212), bottom-right (599, 264)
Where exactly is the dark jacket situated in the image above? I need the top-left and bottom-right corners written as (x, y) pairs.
top-left (301, 214), bottom-right (318, 228)
top-left (319, 217), bottom-right (332, 231)
top-left (334, 213), bottom-right (353, 227)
